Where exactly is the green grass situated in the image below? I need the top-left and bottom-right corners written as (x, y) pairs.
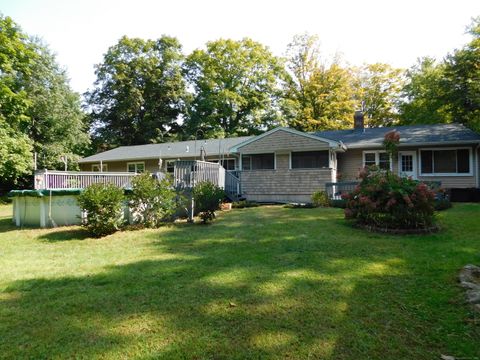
top-left (0, 203), bottom-right (479, 359)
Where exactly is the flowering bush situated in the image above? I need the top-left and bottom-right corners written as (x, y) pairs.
top-left (383, 130), bottom-right (400, 157)
top-left (343, 167), bottom-right (436, 230)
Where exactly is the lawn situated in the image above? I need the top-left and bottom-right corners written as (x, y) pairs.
top-left (0, 203), bottom-right (479, 359)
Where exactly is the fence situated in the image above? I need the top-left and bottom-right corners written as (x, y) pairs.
top-left (34, 170), bottom-right (137, 190)
top-left (325, 181), bottom-right (359, 200)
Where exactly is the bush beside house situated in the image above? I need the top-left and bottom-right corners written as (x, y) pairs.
top-left (343, 167), bottom-right (437, 232)
top-left (77, 183), bottom-right (125, 237)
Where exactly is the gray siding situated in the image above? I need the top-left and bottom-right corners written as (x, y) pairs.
top-left (240, 154), bottom-right (333, 203)
top-left (336, 145), bottom-right (478, 188)
top-left (238, 129), bottom-right (330, 154)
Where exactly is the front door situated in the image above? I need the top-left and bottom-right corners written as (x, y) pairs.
top-left (398, 151), bottom-right (417, 179)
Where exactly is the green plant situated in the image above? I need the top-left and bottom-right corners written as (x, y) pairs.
top-left (343, 167), bottom-right (436, 230)
top-left (311, 190), bottom-right (330, 207)
top-left (232, 200), bottom-right (259, 208)
top-left (329, 199), bottom-right (347, 208)
top-left (129, 173), bottom-right (178, 227)
top-left (435, 198), bottom-right (452, 211)
top-left (77, 183), bottom-right (125, 237)
top-left (192, 181), bottom-right (225, 223)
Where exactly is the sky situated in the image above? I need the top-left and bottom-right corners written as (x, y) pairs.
top-left (1, 0), bottom-right (479, 94)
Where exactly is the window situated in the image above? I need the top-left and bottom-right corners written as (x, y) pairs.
top-left (242, 154), bottom-right (274, 170)
top-left (92, 164), bottom-right (108, 172)
top-left (420, 149), bottom-right (471, 175)
top-left (127, 162), bottom-right (145, 173)
top-left (166, 160), bottom-right (175, 173)
top-left (363, 151), bottom-right (391, 170)
top-left (211, 158), bottom-right (236, 170)
top-left (291, 150), bottom-right (329, 169)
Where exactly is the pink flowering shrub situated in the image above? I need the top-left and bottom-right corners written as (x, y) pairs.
top-left (343, 166), bottom-right (436, 229)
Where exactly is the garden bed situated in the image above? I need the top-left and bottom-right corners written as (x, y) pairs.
top-left (354, 223), bottom-right (439, 235)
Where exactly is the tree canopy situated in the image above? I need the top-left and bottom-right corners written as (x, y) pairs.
top-left (183, 38), bottom-right (286, 138)
top-left (86, 36), bottom-right (187, 147)
top-left (0, 15), bottom-right (89, 189)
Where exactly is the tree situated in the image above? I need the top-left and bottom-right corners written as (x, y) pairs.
top-left (0, 15), bottom-right (35, 187)
top-left (356, 63), bottom-right (405, 127)
top-left (398, 57), bottom-right (452, 125)
top-left (184, 38), bottom-right (286, 137)
top-left (86, 36), bottom-right (186, 147)
top-left (399, 18), bottom-right (480, 130)
top-left (284, 34), bottom-right (357, 131)
top-left (442, 17), bottom-right (480, 130)
top-left (0, 15), bottom-right (89, 189)
top-left (25, 40), bottom-right (90, 170)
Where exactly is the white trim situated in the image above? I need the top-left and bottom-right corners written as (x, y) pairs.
top-left (347, 140), bottom-right (480, 150)
top-left (398, 151), bottom-right (417, 179)
top-left (362, 150), bottom-right (393, 171)
top-left (127, 161), bottom-right (146, 173)
top-left (418, 147), bottom-right (473, 177)
top-left (229, 127), bottom-right (341, 152)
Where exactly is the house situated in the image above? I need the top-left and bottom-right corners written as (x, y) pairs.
top-left (79, 112), bottom-right (480, 203)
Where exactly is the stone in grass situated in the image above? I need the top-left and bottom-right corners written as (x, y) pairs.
top-left (459, 264), bottom-right (480, 310)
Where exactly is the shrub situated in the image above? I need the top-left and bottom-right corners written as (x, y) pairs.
top-left (232, 200), bottom-right (259, 208)
top-left (193, 181), bottom-right (225, 223)
top-left (343, 167), bottom-right (436, 230)
top-left (129, 173), bottom-right (178, 227)
top-left (434, 198), bottom-right (452, 211)
top-left (330, 199), bottom-right (347, 208)
top-left (311, 190), bottom-right (330, 207)
top-left (77, 183), bottom-right (125, 237)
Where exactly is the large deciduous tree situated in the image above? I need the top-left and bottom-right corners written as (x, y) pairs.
top-left (399, 18), bottom-right (480, 130)
top-left (0, 15), bottom-right (89, 190)
top-left (398, 57), bottom-right (452, 125)
top-left (355, 63), bottom-right (405, 127)
top-left (86, 36), bottom-right (186, 147)
top-left (284, 34), bottom-right (357, 131)
top-left (183, 38), bottom-right (286, 137)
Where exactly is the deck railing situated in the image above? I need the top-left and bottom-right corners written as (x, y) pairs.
top-left (325, 181), bottom-right (359, 200)
top-left (225, 171), bottom-right (241, 200)
top-left (173, 160), bottom-right (226, 190)
top-left (34, 170), bottom-right (137, 190)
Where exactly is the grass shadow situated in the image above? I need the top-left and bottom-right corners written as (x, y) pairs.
top-left (37, 228), bottom-right (91, 242)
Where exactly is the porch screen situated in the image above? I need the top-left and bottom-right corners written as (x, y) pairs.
top-left (420, 149), bottom-right (470, 174)
top-left (291, 151), bottom-right (329, 169)
top-left (242, 154), bottom-right (274, 170)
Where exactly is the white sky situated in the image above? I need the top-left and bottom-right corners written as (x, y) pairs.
top-left (1, 0), bottom-right (479, 94)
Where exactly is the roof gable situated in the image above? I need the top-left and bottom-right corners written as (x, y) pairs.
top-left (230, 127), bottom-right (341, 153)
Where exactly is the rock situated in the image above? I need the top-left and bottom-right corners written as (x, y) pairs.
top-left (459, 264), bottom-right (480, 311)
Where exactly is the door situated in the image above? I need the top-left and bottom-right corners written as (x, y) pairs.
top-left (398, 151), bottom-right (417, 179)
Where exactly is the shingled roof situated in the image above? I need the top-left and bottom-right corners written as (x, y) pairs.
top-left (314, 123), bottom-right (480, 148)
top-left (79, 136), bottom-right (253, 163)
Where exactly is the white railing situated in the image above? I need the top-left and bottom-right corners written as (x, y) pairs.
top-left (34, 170), bottom-right (138, 190)
top-left (225, 171), bottom-right (241, 199)
top-left (174, 160), bottom-right (225, 189)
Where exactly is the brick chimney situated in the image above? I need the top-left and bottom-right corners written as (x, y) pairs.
top-left (354, 110), bottom-right (364, 130)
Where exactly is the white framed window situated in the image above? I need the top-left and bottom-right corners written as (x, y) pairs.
top-left (92, 164), bottom-right (108, 172)
top-left (362, 151), bottom-right (392, 171)
top-left (241, 153), bottom-right (275, 170)
top-left (419, 148), bottom-right (472, 176)
top-left (127, 162), bottom-right (145, 173)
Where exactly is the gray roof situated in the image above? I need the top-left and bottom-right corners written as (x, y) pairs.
top-left (314, 123), bottom-right (480, 148)
top-left (79, 136), bottom-right (253, 163)
top-left (80, 123), bottom-right (480, 163)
